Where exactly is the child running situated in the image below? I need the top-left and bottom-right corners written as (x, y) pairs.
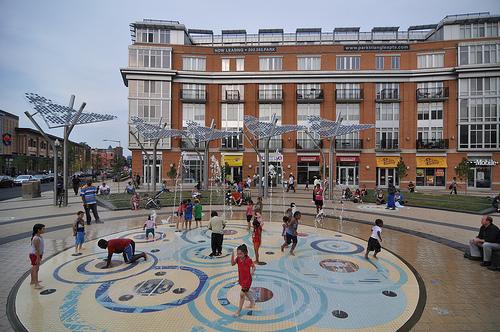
top-left (73, 211), bottom-right (85, 255)
top-left (29, 223), bottom-right (45, 289)
top-left (252, 212), bottom-right (263, 263)
top-left (184, 199), bottom-right (194, 230)
top-left (365, 219), bottom-right (383, 259)
top-left (143, 214), bottom-right (157, 241)
top-left (231, 244), bottom-right (256, 317)
top-left (281, 211), bottom-right (301, 256)
top-left (281, 216), bottom-right (290, 247)
top-left (246, 200), bottom-right (254, 231)
top-left (194, 199), bottom-right (203, 228)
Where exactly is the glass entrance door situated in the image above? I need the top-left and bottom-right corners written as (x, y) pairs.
top-left (338, 166), bottom-right (357, 186)
top-left (143, 158), bottom-right (161, 184)
top-left (377, 168), bottom-right (399, 187)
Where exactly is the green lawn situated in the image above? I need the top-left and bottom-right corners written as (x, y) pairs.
top-left (363, 189), bottom-right (494, 214)
top-left (98, 191), bottom-right (225, 210)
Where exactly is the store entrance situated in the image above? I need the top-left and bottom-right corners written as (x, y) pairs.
top-left (337, 166), bottom-right (357, 186)
top-left (376, 168), bottom-right (399, 187)
top-left (468, 167), bottom-right (492, 188)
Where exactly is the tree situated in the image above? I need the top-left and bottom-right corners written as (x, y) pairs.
top-left (93, 153), bottom-right (102, 172)
top-left (396, 158), bottom-right (408, 188)
top-left (455, 157), bottom-right (473, 195)
top-left (12, 155), bottom-right (28, 175)
top-left (111, 155), bottom-right (127, 180)
top-left (167, 164), bottom-right (177, 186)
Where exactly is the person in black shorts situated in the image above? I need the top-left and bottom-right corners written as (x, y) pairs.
top-left (281, 211), bottom-right (301, 256)
top-left (365, 219), bottom-right (383, 259)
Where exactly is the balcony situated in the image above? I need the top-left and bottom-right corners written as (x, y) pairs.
top-left (375, 89), bottom-right (400, 102)
top-left (335, 89), bottom-right (364, 103)
top-left (222, 90), bottom-right (242, 103)
top-left (335, 139), bottom-right (363, 151)
top-left (181, 138), bottom-right (206, 150)
top-left (296, 138), bottom-right (323, 150)
top-left (258, 89), bottom-right (283, 103)
top-left (376, 139), bottom-right (399, 150)
top-left (296, 89), bottom-right (323, 103)
top-left (416, 139), bottom-right (449, 150)
top-left (180, 89), bottom-right (206, 103)
top-left (258, 138), bottom-right (283, 150)
top-left (416, 87), bottom-right (449, 102)
top-left (221, 134), bottom-right (244, 151)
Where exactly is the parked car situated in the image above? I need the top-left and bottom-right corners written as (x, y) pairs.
top-left (46, 173), bottom-right (55, 182)
top-left (14, 175), bottom-right (34, 185)
top-left (0, 176), bottom-right (15, 188)
top-left (33, 174), bottom-right (51, 183)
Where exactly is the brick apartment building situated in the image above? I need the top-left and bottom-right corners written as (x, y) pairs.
top-left (91, 146), bottom-right (124, 169)
top-left (0, 110), bottom-right (91, 175)
top-left (121, 12), bottom-right (500, 190)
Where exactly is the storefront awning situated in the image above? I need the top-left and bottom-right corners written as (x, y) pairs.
top-left (376, 156), bottom-right (400, 168)
top-left (416, 156), bottom-right (447, 168)
top-left (337, 156), bottom-right (359, 162)
top-left (222, 155), bottom-right (243, 167)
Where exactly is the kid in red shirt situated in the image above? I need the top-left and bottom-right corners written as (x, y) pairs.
top-left (231, 244), bottom-right (256, 317)
top-left (97, 238), bottom-right (146, 268)
top-left (252, 212), bottom-right (263, 263)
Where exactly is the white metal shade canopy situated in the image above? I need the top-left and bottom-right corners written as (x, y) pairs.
top-left (306, 115), bottom-right (374, 138)
top-left (25, 93), bottom-right (116, 128)
top-left (185, 120), bottom-right (239, 141)
top-left (244, 115), bottom-right (305, 138)
top-left (130, 116), bottom-right (185, 140)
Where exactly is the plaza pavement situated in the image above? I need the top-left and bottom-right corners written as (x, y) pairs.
top-left (0, 183), bottom-right (499, 331)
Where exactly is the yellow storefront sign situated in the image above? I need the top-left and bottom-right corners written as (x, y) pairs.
top-left (222, 155), bottom-right (243, 167)
top-left (416, 156), bottom-right (447, 168)
top-left (376, 156), bottom-right (400, 168)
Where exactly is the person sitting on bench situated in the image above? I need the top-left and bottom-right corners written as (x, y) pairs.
top-left (408, 181), bottom-right (415, 193)
top-left (375, 189), bottom-right (386, 205)
top-left (465, 215), bottom-right (500, 267)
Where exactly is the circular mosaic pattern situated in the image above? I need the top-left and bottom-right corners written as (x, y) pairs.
top-left (94, 260), bottom-right (123, 269)
top-left (119, 231), bottom-right (166, 243)
top-left (223, 230), bottom-right (237, 235)
top-left (319, 259), bottom-right (359, 273)
top-left (310, 239), bottom-right (365, 255)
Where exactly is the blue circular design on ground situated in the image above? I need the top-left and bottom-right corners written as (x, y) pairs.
top-left (310, 239), bottom-right (364, 255)
top-left (118, 231), bottom-right (166, 243)
top-left (53, 253), bottom-right (158, 284)
top-left (179, 244), bottom-right (234, 266)
top-left (188, 269), bottom-right (328, 331)
top-left (95, 265), bottom-right (208, 313)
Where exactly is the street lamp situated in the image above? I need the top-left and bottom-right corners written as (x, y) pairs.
top-left (53, 139), bottom-right (60, 206)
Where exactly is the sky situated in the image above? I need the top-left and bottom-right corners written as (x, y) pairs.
top-left (1, 0), bottom-right (499, 156)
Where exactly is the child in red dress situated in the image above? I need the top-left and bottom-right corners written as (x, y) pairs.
top-left (252, 212), bottom-right (263, 263)
top-left (231, 244), bottom-right (256, 317)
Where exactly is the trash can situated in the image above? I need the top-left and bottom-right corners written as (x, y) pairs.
top-left (21, 181), bottom-right (41, 199)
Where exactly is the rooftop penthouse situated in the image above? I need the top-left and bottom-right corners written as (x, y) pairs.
top-left (130, 12), bottom-right (500, 46)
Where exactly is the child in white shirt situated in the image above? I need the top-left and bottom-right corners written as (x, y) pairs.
top-left (365, 219), bottom-right (383, 259)
top-left (143, 214), bottom-right (157, 241)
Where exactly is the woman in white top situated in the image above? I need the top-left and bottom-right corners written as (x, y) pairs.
top-left (30, 223), bottom-right (45, 289)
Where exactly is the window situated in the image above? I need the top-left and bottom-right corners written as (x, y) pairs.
top-left (391, 56), bottom-right (400, 69)
top-left (221, 104), bottom-right (244, 128)
top-left (259, 104), bottom-right (282, 123)
top-left (376, 83), bottom-right (399, 100)
top-left (298, 56), bottom-right (321, 70)
top-left (182, 84), bottom-right (206, 100)
top-left (259, 57), bottom-right (282, 71)
top-left (460, 22), bottom-right (500, 39)
top-left (458, 43), bottom-right (500, 66)
top-left (138, 100), bottom-right (161, 120)
top-left (376, 103), bottom-right (400, 121)
top-left (221, 85), bottom-right (244, 101)
top-left (236, 58), bottom-right (244, 71)
top-left (417, 53), bottom-right (444, 68)
top-left (336, 104), bottom-right (360, 121)
top-left (183, 57), bottom-right (206, 71)
top-left (182, 104), bottom-right (205, 126)
top-left (160, 30), bottom-right (169, 44)
top-left (460, 77), bottom-right (500, 96)
top-left (221, 58), bottom-right (230, 72)
top-left (297, 83), bottom-right (322, 99)
top-left (336, 56), bottom-right (360, 70)
top-left (375, 128), bottom-right (399, 148)
top-left (297, 104), bottom-right (320, 123)
top-left (417, 103), bottom-right (443, 120)
top-left (259, 84), bottom-right (282, 100)
top-left (129, 48), bottom-right (171, 69)
top-left (376, 56), bottom-right (384, 70)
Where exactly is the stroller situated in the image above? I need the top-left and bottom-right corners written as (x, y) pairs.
top-left (145, 189), bottom-right (164, 209)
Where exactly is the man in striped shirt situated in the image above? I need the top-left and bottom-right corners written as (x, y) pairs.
top-left (80, 180), bottom-right (101, 225)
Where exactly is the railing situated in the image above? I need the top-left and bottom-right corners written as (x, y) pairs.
top-left (296, 139), bottom-right (323, 150)
top-left (258, 89), bottom-right (283, 102)
top-left (416, 139), bottom-right (449, 150)
top-left (335, 139), bottom-right (363, 150)
top-left (335, 89), bottom-right (364, 102)
top-left (416, 87), bottom-right (449, 102)
top-left (258, 138), bottom-right (283, 150)
top-left (296, 89), bottom-right (323, 103)
top-left (221, 134), bottom-right (244, 150)
top-left (376, 139), bottom-right (399, 150)
top-left (181, 138), bottom-right (206, 150)
top-left (223, 90), bottom-right (241, 103)
top-left (376, 89), bottom-right (399, 102)
top-left (180, 89), bottom-right (206, 103)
